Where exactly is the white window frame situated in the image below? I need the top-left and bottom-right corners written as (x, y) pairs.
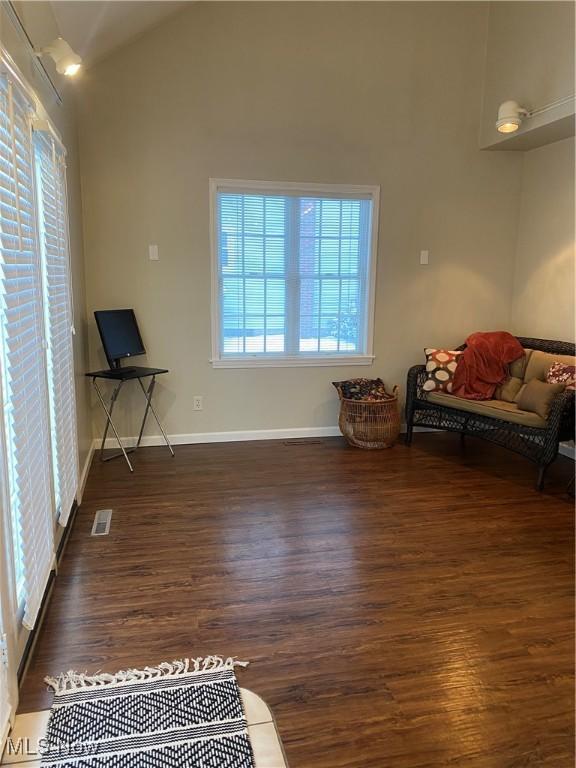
top-left (209, 178), bottom-right (379, 368)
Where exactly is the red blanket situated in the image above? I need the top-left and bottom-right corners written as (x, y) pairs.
top-left (452, 331), bottom-right (524, 401)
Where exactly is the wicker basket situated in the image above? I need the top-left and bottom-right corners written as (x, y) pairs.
top-left (337, 385), bottom-right (400, 449)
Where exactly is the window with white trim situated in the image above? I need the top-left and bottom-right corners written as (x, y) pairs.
top-left (211, 180), bottom-right (379, 367)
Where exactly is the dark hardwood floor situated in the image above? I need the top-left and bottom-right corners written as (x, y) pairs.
top-left (19, 435), bottom-right (574, 767)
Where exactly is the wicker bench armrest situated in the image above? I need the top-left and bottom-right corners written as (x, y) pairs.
top-left (407, 364), bottom-right (426, 398)
top-left (542, 390), bottom-right (574, 465)
top-left (537, 388), bottom-right (574, 466)
top-left (548, 388), bottom-right (575, 435)
top-left (406, 364), bottom-right (427, 424)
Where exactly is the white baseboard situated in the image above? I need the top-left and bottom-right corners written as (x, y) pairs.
top-left (98, 426), bottom-right (342, 450)
top-left (77, 442), bottom-right (95, 503)
top-left (95, 428), bottom-right (574, 459)
top-left (96, 423), bottom-right (444, 450)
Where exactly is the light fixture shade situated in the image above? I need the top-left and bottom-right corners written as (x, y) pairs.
top-left (41, 38), bottom-right (82, 77)
top-left (496, 100), bottom-right (526, 134)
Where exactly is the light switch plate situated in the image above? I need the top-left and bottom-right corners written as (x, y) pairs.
top-left (420, 249), bottom-right (429, 265)
top-left (149, 244), bottom-right (159, 261)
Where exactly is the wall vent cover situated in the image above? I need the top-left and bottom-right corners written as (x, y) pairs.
top-left (91, 509), bottom-right (112, 536)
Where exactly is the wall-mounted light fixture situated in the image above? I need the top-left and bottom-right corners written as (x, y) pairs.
top-left (496, 100), bottom-right (528, 133)
top-left (36, 38), bottom-right (81, 77)
top-left (496, 94), bottom-right (575, 135)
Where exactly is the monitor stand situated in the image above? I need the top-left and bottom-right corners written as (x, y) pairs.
top-left (86, 367), bottom-right (173, 472)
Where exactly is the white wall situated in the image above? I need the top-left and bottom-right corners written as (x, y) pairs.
top-left (481, 1), bottom-right (575, 148)
top-left (479, 1), bottom-right (575, 341)
top-left (78, 1), bottom-right (524, 439)
top-left (511, 138), bottom-right (575, 342)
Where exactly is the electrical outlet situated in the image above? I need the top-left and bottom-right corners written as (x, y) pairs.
top-left (193, 395), bottom-right (203, 411)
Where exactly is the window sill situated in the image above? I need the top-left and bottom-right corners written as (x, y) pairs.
top-left (211, 355), bottom-right (375, 369)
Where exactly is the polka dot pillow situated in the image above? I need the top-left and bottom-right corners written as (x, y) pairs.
top-left (422, 348), bottom-right (462, 393)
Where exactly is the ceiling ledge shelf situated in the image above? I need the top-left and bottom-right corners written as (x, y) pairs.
top-left (481, 100), bottom-right (575, 152)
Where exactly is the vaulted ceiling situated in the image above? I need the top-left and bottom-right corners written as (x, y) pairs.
top-left (48, 1), bottom-right (186, 66)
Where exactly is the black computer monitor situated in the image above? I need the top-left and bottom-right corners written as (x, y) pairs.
top-left (94, 309), bottom-right (146, 369)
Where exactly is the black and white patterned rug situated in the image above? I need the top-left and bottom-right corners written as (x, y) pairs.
top-left (42, 656), bottom-right (254, 767)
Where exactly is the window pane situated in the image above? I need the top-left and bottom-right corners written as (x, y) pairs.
top-left (219, 195), bottom-right (242, 274)
top-left (244, 236), bottom-right (263, 273)
top-left (222, 277), bottom-right (243, 315)
top-left (266, 279), bottom-right (285, 353)
top-left (299, 277), bottom-right (318, 352)
top-left (265, 237), bottom-right (284, 274)
top-left (265, 197), bottom-right (285, 236)
top-left (266, 315), bottom-right (285, 353)
top-left (222, 316), bottom-right (244, 355)
top-left (243, 195), bottom-right (264, 234)
top-left (244, 316), bottom-right (264, 353)
top-left (319, 317), bottom-right (339, 351)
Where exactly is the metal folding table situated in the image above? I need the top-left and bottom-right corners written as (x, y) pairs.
top-left (86, 366), bottom-right (174, 472)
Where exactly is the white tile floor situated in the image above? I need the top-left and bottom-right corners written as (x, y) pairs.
top-left (2, 689), bottom-right (287, 767)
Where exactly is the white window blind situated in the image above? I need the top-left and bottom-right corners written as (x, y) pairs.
top-left (34, 129), bottom-right (78, 527)
top-left (211, 180), bottom-right (378, 368)
top-left (0, 72), bottom-right (55, 629)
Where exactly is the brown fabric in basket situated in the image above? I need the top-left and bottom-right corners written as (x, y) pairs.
top-left (333, 378), bottom-right (393, 401)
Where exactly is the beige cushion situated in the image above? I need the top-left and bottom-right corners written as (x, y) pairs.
top-left (495, 376), bottom-right (524, 403)
top-left (509, 349), bottom-right (532, 379)
top-left (426, 391), bottom-right (547, 428)
top-left (495, 349), bottom-right (532, 401)
top-left (523, 350), bottom-right (576, 383)
top-left (516, 379), bottom-right (565, 419)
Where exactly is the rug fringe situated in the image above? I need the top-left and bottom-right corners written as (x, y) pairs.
top-left (44, 656), bottom-right (249, 694)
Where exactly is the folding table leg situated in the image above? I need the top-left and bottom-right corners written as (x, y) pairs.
top-left (136, 377), bottom-right (154, 449)
top-left (92, 379), bottom-right (134, 472)
top-left (99, 380), bottom-right (121, 458)
top-left (137, 376), bottom-right (175, 456)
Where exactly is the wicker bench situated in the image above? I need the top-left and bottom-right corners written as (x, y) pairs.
top-left (405, 337), bottom-right (575, 490)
